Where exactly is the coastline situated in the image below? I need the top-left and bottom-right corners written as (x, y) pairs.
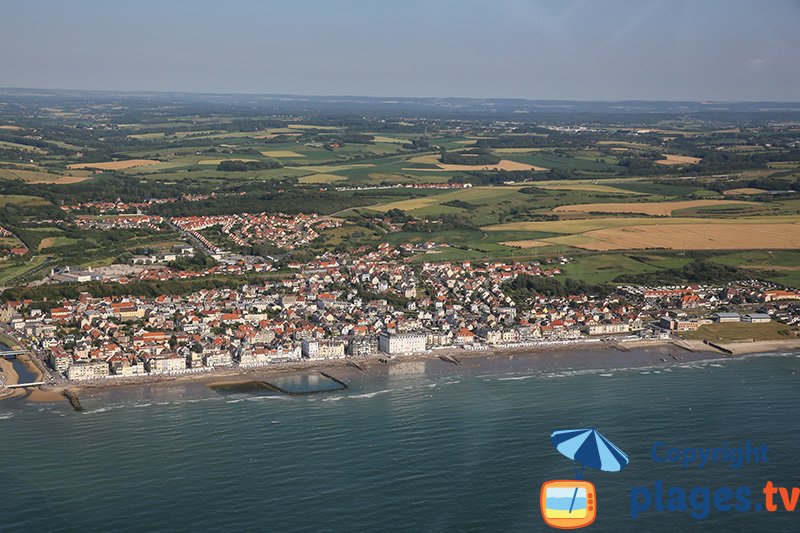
top-left (7, 336), bottom-right (799, 407)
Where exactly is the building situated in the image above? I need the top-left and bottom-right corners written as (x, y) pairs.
top-left (454, 328), bottom-right (475, 345)
top-left (378, 332), bottom-right (427, 355)
top-left (659, 317), bottom-right (705, 331)
top-left (67, 360), bottom-right (110, 380)
top-left (302, 339), bottom-right (346, 359)
top-left (146, 355), bottom-right (187, 374)
top-left (712, 312), bottom-right (741, 323)
top-left (49, 266), bottom-right (103, 284)
top-left (49, 346), bottom-right (72, 374)
top-left (203, 349), bottom-right (233, 367)
top-left (172, 244), bottom-right (195, 256)
top-left (584, 323), bottom-right (631, 336)
top-left (742, 313), bottom-right (771, 324)
top-left (346, 336), bottom-right (377, 357)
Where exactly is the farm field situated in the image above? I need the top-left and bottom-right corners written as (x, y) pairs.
top-left (543, 222), bottom-right (800, 251)
top-left (1, 90), bottom-right (799, 288)
top-left (484, 215), bottom-right (800, 234)
top-left (535, 183), bottom-right (645, 195)
top-left (552, 199), bottom-right (754, 216)
top-left (723, 188), bottom-right (768, 195)
top-left (37, 236), bottom-right (79, 251)
top-left (368, 186), bottom-right (523, 214)
top-left (0, 168), bottom-right (90, 184)
top-left (656, 154), bottom-right (702, 165)
top-left (68, 159), bottom-right (161, 170)
top-left (435, 160), bottom-right (544, 172)
top-left (261, 150), bottom-right (306, 158)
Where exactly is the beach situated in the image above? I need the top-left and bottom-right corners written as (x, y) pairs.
top-left (7, 336), bottom-right (799, 408)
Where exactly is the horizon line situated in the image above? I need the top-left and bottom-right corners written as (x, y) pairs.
top-left (2, 85), bottom-right (800, 105)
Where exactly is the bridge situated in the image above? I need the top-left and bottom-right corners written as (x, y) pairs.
top-left (1, 350), bottom-right (29, 359)
top-left (4, 381), bottom-right (48, 388)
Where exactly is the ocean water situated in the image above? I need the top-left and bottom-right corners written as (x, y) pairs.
top-left (1, 351), bottom-right (799, 532)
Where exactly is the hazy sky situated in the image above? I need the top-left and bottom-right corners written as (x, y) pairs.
top-left (2, 0), bottom-right (799, 101)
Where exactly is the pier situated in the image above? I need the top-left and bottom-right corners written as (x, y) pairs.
top-left (62, 389), bottom-right (83, 412)
top-left (671, 339), bottom-right (696, 352)
top-left (439, 354), bottom-right (462, 365)
top-left (703, 340), bottom-right (734, 356)
top-left (347, 360), bottom-right (366, 373)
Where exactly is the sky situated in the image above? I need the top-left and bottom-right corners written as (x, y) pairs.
top-left (1, 0), bottom-right (799, 101)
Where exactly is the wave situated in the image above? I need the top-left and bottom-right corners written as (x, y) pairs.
top-left (82, 405), bottom-right (126, 415)
top-left (245, 395), bottom-right (290, 401)
top-left (497, 375), bottom-right (537, 381)
top-left (0, 412), bottom-right (14, 420)
top-left (347, 389), bottom-right (394, 399)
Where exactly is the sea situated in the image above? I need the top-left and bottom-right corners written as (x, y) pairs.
top-left (1, 348), bottom-right (799, 532)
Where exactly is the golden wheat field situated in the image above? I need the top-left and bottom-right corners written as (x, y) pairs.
top-left (68, 159), bottom-right (160, 170)
top-left (552, 199), bottom-right (753, 216)
top-left (655, 154), bottom-right (702, 165)
top-left (437, 159), bottom-right (545, 171)
top-left (483, 215), bottom-right (799, 234)
top-left (500, 240), bottom-right (554, 249)
top-left (543, 222), bottom-right (800, 251)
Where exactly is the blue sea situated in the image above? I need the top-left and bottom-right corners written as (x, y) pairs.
top-left (1, 349), bottom-right (799, 532)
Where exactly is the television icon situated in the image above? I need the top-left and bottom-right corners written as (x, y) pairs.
top-left (540, 480), bottom-right (596, 529)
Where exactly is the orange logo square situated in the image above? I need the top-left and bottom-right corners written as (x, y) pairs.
top-left (540, 480), bottom-right (597, 529)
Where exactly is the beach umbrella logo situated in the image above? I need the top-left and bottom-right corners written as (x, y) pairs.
top-left (540, 428), bottom-right (629, 529)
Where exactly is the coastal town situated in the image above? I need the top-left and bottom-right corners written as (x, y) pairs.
top-left (2, 241), bottom-right (799, 385)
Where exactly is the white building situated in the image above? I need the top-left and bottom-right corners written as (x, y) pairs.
top-left (203, 349), bottom-right (233, 367)
top-left (378, 332), bottom-right (427, 355)
top-left (146, 355), bottom-right (187, 374)
top-left (584, 323), bottom-right (631, 336)
top-left (67, 360), bottom-right (110, 380)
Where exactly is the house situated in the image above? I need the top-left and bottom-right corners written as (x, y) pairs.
top-left (454, 328), bottom-right (475, 345)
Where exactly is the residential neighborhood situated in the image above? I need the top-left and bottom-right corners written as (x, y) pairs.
top-left (5, 250), bottom-right (798, 382)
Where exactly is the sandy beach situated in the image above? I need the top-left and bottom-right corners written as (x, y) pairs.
top-left (0, 358), bottom-right (26, 400)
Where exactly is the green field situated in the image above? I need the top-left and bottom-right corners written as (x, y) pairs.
top-left (683, 322), bottom-right (797, 342)
top-left (0, 194), bottom-right (50, 207)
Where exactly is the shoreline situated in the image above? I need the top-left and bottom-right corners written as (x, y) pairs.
top-left (6, 337), bottom-right (799, 407)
